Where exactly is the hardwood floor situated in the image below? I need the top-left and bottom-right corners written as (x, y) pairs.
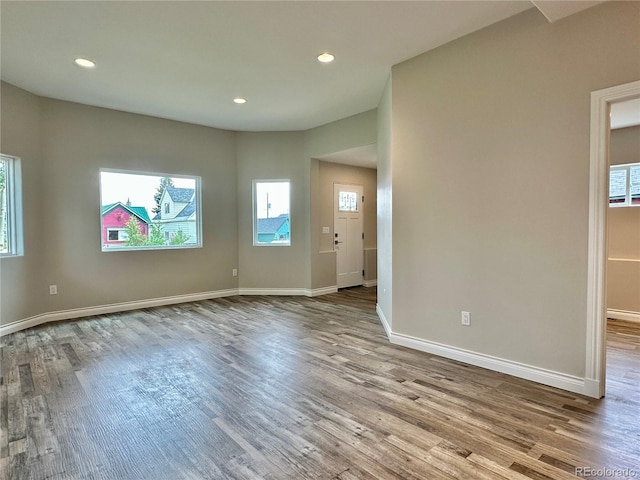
top-left (1, 288), bottom-right (639, 479)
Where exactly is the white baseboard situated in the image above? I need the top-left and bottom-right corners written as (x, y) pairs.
top-left (1, 286), bottom-right (342, 336)
top-left (363, 279), bottom-right (378, 287)
top-left (375, 306), bottom-right (593, 397)
top-left (582, 378), bottom-right (602, 398)
top-left (376, 304), bottom-right (392, 338)
top-left (0, 289), bottom-right (239, 337)
top-left (238, 286), bottom-right (337, 297)
top-left (607, 309), bottom-right (640, 323)
top-left (309, 286), bottom-right (339, 297)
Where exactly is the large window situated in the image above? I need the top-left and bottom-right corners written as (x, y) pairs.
top-left (0, 154), bottom-right (23, 257)
top-left (100, 169), bottom-right (202, 251)
top-left (253, 180), bottom-right (290, 246)
top-left (610, 163), bottom-right (640, 207)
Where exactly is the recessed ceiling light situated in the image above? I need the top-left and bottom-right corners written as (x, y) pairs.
top-left (233, 97), bottom-right (247, 104)
top-left (74, 58), bottom-right (96, 68)
top-left (317, 53), bottom-right (335, 64)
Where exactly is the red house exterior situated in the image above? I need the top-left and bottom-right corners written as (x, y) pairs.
top-left (101, 202), bottom-right (151, 247)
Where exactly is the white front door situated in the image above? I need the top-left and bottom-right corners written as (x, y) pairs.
top-left (334, 184), bottom-right (364, 288)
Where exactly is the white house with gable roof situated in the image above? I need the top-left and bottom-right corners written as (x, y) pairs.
top-left (153, 186), bottom-right (198, 244)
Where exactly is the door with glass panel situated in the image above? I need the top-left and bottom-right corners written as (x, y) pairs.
top-left (334, 184), bottom-right (364, 288)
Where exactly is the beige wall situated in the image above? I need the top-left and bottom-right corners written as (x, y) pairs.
top-left (40, 99), bottom-right (239, 310)
top-left (236, 131), bottom-right (309, 290)
top-left (386, 2), bottom-right (640, 376)
top-left (0, 83), bottom-right (44, 324)
top-left (608, 125), bottom-right (640, 314)
top-left (317, 161), bottom-right (377, 283)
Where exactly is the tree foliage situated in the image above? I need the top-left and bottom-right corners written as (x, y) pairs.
top-left (124, 217), bottom-right (148, 246)
top-left (148, 223), bottom-right (166, 245)
top-left (169, 230), bottom-right (190, 245)
top-left (0, 158), bottom-right (5, 192)
top-left (152, 177), bottom-right (174, 215)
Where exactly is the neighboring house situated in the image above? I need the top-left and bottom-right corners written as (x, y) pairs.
top-left (153, 186), bottom-right (197, 244)
top-left (257, 214), bottom-right (290, 243)
top-left (101, 201), bottom-right (151, 246)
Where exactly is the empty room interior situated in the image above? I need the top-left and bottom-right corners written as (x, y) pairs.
top-left (1, 1), bottom-right (639, 479)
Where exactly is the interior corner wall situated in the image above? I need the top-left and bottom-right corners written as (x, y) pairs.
top-left (377, 76), bottom-right (392, 329)
top-left (607, 125), bottom-right (640, 315)
top-left (0, 82), bottom-right (44, 325)
top-left (390, 2), bottom-right (640, 377)
top-left (236, 131), bottom-right (309, 290)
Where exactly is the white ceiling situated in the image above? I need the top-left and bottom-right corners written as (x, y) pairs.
top-left (2, 1), bottom-right (540, 133)
top-left (1, 0), bottom-right (605, 166)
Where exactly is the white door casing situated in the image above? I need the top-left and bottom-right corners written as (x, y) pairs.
top-left (586, 80), bottom-right (640, 398)
top-left (334, 184), bottom-right (364, 288)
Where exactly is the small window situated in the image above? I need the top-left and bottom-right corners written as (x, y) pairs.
top-left (0, 154), bottom-right (23, 257)
top-left (107, 228), bottom-right (129, 242)
top-left (338, 191), bottom-right (359, 212)
top-left (610, 163), bottom-right (640, 207)
top-left (100, 169), bottom-right (202, 251)
top-left (253, 180), bottom-right (290, 246)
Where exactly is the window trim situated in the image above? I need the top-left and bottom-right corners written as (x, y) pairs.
top-left (252, 179), bottom-right (291, 247)
top-left (0, 154), bottom-right (24, 257)
top-left (100, 168), bottom-right (203, 252)
top-left (609, 163), bottom-right (640, 207)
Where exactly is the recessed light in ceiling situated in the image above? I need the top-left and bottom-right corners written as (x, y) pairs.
top-left (74, 58), bottom-right (96, 68)
top-left (317, 53), bottom-right (335, 63)
top-left (233, 97), bottom-right (247, 104)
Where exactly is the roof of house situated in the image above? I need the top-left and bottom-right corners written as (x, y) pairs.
top-left (166, 186), bottom-right (194, 203)
top-left (101, 202), bottom-right (152, 224)
top-left (175, 200), bottom-right (196, 219)
top-left (152, 199), bottom-right (196, 221)
top-left (257, 214), bottom-right (289, 234)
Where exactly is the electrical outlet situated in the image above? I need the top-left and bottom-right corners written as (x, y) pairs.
top-left (461, 311), bottom-right (470, 326)
top-left (232, 269), bottom-right (238, 277)
top-left (49, 285), bottom-right (58, 295)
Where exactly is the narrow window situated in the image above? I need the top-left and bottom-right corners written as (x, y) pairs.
top-left (100, 169), bottom-right (202, 251)
top-left (0, 154), bottom-right (23, 257)
top-left (610, 163), bottom-right (640, 207)
top-left (253, 180), bottom-right (290, 246)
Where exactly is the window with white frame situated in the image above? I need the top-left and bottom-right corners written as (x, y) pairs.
top-left (100, 169), bottom-right (202, 251)
top-left (0, 154), bottom-right (23, 257)
top-left (610, 163), bottom-right (640, 206)
top-left (253, 180), bottom-right (290, 246)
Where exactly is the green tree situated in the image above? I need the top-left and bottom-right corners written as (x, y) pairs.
top-left (152, 177), bottom-right (174, 215)
top-left (124, 216), bottom-right (148, 246)
top-left (169, 230), bottom-right (190, 246)
top-left (0, 158), bottom-right (5, 191)
top-left (148, 223), bottom-right (166, 245)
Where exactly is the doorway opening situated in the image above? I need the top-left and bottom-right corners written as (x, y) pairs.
top-left (586, 80), bottom-right (640, 398)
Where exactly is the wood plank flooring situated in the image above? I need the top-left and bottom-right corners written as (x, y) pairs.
top-left (1, 288), bottom-right (639, 479)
